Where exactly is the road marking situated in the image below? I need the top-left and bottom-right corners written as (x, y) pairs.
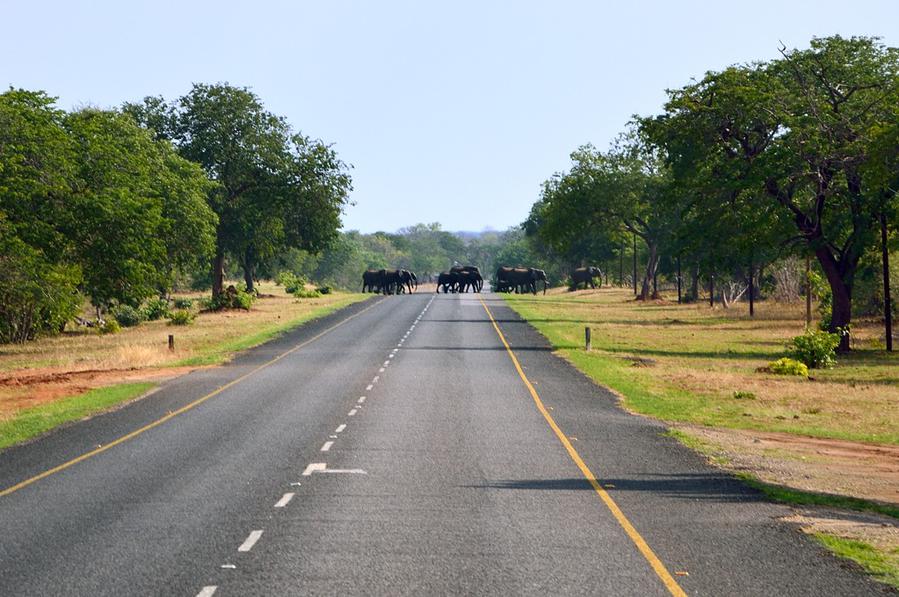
top-left (238, 530), bottom-right (263, 552)
top-left (321, 441), bottom-right (334, 452)
top-left (0, 297), bottom-right (386, 498)
top-left (348, 409), bottom-right (358, 416)
top-left (196, 587), bottom-right (218, 597)
top-left (379, 367), bottom-right (385, 373)
top-left (372, 376), bottom-right (379, 383)
top-left (336, 424), bottom-right (347, 433)
top-left (479, 296), bottom-right (687, 597)
top-left (366, 384), bottom-right (373, 391)
top-left (383, 360), bottom-right (390, 366)
top-left (302, 462), bottom-right (366, 475)
top-left (220, 564), bottom-right (236, 569)
top-left (357, 396), bottom-right (366, 404)
top-left (274, 492), bottom-right (295, 508)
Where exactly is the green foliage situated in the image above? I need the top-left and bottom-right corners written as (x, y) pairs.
top-left (732, 391), bottom-right (756, 400)
top-left (142, 298), bottom-right (171, 321)
top-left (293, 288), bottom-right (321, 299)
top-left (788, 330), bottom-right (841, 369)
top-left (316, 285), bottom-right (332, 295)
top-left (0, 222), bottom-right (82, 343)
top-left (173, 297), bottom-right (194, 309)
top-left (275, 271), bottom-right (308, 294)
top-left (767, 357), bottom-right (809, 377)
top-left (99, 319), bottom-right (121, 334)
top-left (167, 309), bottom-right (195, 326)
top-left (807, 270), bottom-right (833, 330)
top-left (201, 286), bottom-right (256, 311)
top-left (111, 305), bottom-right (145, 328)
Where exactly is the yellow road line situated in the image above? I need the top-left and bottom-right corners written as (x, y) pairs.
top-left (0, 298), bottom-right (385, 499)
top-left (479, 296), bottom-right (688, 597)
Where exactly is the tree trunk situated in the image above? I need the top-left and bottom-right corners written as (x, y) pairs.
top-left (882, 212), bottom-right (893, 352)
top-left (638, 243), bottom-right (659, 301)
top-left (748, 253), bottom-right (755, 317)
top-left (632, 233), bottom-right (638, 295)
top-left (619, 239), bottom-right (625, 286)
top-left (709, 274), bottom-right (715, 308)
top-left (677, 256), bottom-right (682, 304)
top-left (805, 254), bottom-right (812, 327)
top-left (815, 247), bottom-right (853, 353)
top-left (212, 249), bottom-right (226, 297)
top-left (243, 245), bottom-right (256, 294)
top-left (689, 263), bottom-right (699, 303)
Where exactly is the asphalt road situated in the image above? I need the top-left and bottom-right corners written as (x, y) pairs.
top-left (0, 292), bottom-right (888, 596)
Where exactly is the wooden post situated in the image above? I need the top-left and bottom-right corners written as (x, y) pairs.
top-left (805, 255), bottom-right (812, 327)
top-left (585, 327), bottom-right (591, 351)
top-left (882, 213), bottom-right (893, 351)
top-left (168, 334), bottom-right (175, 352)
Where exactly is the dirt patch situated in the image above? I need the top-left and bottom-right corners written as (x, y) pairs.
top-left (0, 366), bottom-right (203, 421)
top-left (783, 509), bottom-right (899, 551)
top-left (676, 424), bottom-right (899, 505)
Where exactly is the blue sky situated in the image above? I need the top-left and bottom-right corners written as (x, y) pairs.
top-left (4, 1), bottom-right (897, 233)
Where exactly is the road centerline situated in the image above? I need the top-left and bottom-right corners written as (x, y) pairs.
top-left (238, 530), bottom-right (263, 552)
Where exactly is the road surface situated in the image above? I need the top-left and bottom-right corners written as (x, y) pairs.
top-left (0, 292), bottom-right (887, 595)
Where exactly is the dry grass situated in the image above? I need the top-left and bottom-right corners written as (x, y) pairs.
top-left (503, 287), bottom-right (899, 444)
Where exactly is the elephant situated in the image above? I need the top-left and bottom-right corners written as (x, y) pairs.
top-left (451, 265), bottom-right (483, 292)
top-left (570, 266), bottom-right (603, 290)
top-left (436, 271), bottom-right (459, 293)
top-left (397, 269), bottom-right (417, 293)
top-left (362, 269), bottom-right (385, 293)
top-left (495, 266), bottom-right (547, 295)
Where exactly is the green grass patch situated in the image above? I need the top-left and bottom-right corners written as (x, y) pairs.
top-left (173, 295), bottom-right (366, 367)
top-left (0, 382), bottom-right (155, 450)
top-left (814, 534), bottom-right (899, 590)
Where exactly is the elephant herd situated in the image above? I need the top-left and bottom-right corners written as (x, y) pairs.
top-left (437, 265), bottom-right (484, 293)
top-left (362, 264), bottom-right (603, 296)
top-left (361, 269), bottom-right (418, 294)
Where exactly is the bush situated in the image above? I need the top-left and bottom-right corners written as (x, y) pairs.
top-left (293, 288), bottom-right (321, 299)
top-left (167, 309), bottom-right (195, 326)
top-left (112, 304), bottom-right (145, 328)
top-left (142, 298), bottom-right (171, 321)
top-left (276, 271), bottom-right (308, 294)
top-left (732, 391), bottom-right (757, 400)
top-left (788, 328), bottom-right (841, 369)
top-left (99, 319), bottom-right (121, 334)
top-left (316, 285), bottom-right (332, 295)
top-left (173, 298), bottom-right (194, 309)
top-left (767, 357), bottom-right (810, 377)
top-left (201, 286), bottom-right (257, 311)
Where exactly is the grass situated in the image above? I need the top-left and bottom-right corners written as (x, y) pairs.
top-left (502, 287), bottom-right (899, 444)
top-left (0, 382), bottom-right (154, 450)
top-left (814, 534), bottom-right (899, 590)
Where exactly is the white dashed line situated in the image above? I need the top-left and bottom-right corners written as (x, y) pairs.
top-left (357, 396), bottom-right (366, 404)
top-left (383, 360), bottom-right (390, 366)
top-left (196, 586), bottom-right (218, 597)
top-left (220, 564), bottom-right (236, 569)
top-left (379, 367), bottom-right (385, 373)
top-left (336, 424), bottom-right (347, 433)
top-left (348, 409), bottom-right (358, 416)
top-left (366, 384), bottom-right (373, 391)
top-left (238, 530), bottom-right (263, 552)
top-left (372, 376), bottom-right (379, 383)
top-left (274, 493), bottom-right (295, 508)
top-left (321, 441), bottom-right (334, 452)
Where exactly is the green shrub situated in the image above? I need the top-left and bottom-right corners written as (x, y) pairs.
top-left (316, 285), bottom-right (332, 295)
top-left (201, 286), bottom-right (257, 311)
top-left (112, 305), bottom-right (145, 328)
top-left (808, 270), bottom-right (833, 331)
top-left (788, 328), bottom-right (840, 369)
top-left (293, 288), bottom-right (321, 299)
top-left (99, 319), bottom-right (121, 334)
top-left (767, 357), bottom-right (810, 377)
top-left (733, 391), bottom-right (757, 400)
top-left (173, 298), bottom-right (193, 310)
top-left (277, 272), bottom-right (308, 294)
top-left (142, 298), bottom-right (171, 321)
top-left (167, 309), bottom-right (195, 326)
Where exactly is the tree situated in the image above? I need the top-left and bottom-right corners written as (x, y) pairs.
top-left (644, 36), bottom-right (899, 350)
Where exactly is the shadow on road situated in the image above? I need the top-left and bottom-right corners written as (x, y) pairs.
top-left (466, 474), bottom-right (762, 503)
